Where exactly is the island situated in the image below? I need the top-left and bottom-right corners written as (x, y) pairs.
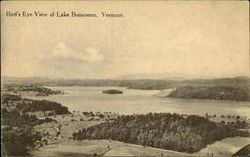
top-left (102, 89), bottom-right (123, 94)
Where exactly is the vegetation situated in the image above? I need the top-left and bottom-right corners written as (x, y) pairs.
top-left (73, 113), bottom-right (249, 153)
top-left (16, 99), bottom-right (70, 115)
top-left (2, 127), bottom-right (42, 156)
top-left (1, 94), bottom-right (67, 156)
top-left (5, 85), bottom-right (62, 96)
top-left (2, 108), bottom-right (55, 156)
top-left (2, 94), bottom-right (70, 115)
top-left (2, 108), bottom-right (56, 128)
top-left (4, 76), bottom-right (250, 88)
top-left (234, 120), bottom-right (248, 129)
top-left (2, 94), bottom-right (22, 104)
top-left (168, 85), bottom-right (250, 101)
top-left (82, 111), bottom-right (95, 117)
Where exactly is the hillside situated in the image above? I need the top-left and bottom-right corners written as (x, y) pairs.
top-left (168, 85), bottom-right (250, 101)
top-left (31, 140), bottom-right (195, 157)
top-left (2, 94), bottom-right (70, 115)
top-left (2, 94), bottom-right (70, 156)
top-left (166, 77), bottom-right (250, 101)
top-left (232, 144), bottom-right (250, 157)
top-left (73, 113), bottom-right (249, 153)
top-left (2, 105), bottom-right (56, 156)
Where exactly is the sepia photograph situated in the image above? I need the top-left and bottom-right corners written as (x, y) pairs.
top-left (1, 1), bottom-right (250, 156)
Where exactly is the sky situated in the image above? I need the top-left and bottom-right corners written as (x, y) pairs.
top-left (2, 1), bottom-right (249, 79)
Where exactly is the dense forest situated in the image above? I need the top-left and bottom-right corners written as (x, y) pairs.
top-left (73, 113), bottom-right (249, 153)
top-left (168, 85), bottom-right (250, 101)
top-left (16, 99), bottom-right (70, 115)
top-left (2, 94), bottom-right (68, 155)
top-left (2, 94), bottom-right (22, 103)
top-left (2, 108), bottom-right (55, 156)
top-left (2, 94), bottom-right (70, 115)
top-left (2, 108), bottom-right (56, 127)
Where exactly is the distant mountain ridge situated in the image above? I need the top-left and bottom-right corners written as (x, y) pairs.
top-left (2, 74), bottom-right (249, 83)
top-left (113, 73), bottom-right (189, 80)
top-left (112, 73), bottom-right (250, 80)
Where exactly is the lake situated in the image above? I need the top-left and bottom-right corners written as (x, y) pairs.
top-left (40, 86), bottom-right (250, 118)
top-left (39, 86), bottom-right (250, 156)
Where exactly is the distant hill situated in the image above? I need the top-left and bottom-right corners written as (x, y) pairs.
top-left (2, 76), bottom-right (55, 85)
top-left (113, 73), bottom-right (249, 80)
top-left (113, 73), bottom-right (189, 80)
top-left (168, 85), bottom-right (250, 101)
top-left (167, 77), bottom-right (250, 101)
top-left (3, 76), bottom-right (249, 87)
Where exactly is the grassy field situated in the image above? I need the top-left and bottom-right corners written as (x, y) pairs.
top-left (31, 140), bottom-right (195, 157)
top-left (34, 114), bottom-right (106, 140)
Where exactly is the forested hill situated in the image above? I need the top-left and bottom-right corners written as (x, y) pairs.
top-left (2, 94), bottom-right (70, 115)
top-left (73, 113), bottom-right (249, 153)
top-left (168, 85), bottom-right (250, 101)
top-left (2, 94), bottom-right (69, 156)
top-left (166, 77), bottom-right (250, 101)
top-left (3, 76), bottom-right (249, 90)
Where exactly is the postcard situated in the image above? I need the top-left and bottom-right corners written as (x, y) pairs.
top-left (1, 1), bottom-right (249, 156)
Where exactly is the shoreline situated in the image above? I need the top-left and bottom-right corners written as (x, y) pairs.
top-left (2, 85), bottom-right (250, 156)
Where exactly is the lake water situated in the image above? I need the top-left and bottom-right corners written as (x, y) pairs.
top-left (41, 86), bottom-right (250, 118)
top-left (40, 86), bottom-right (250, 156)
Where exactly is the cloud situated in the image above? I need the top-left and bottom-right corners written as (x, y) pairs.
top-left (53, 42), bottom-right (104, 62)
top-left (83, 47), bottom-right (104, 62)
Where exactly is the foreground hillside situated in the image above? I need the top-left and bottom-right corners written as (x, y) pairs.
top-left (31, 140), bottom-right (195, 157)
top-left (1, 94), bottom-right (70, 156)
top-left (73, 113), bottom-right (249, 153)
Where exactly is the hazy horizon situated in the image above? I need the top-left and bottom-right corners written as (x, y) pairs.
top-left (2, 72), bottom-right (249, 81)
top-left (2, 1), bottom-right (249, 79)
